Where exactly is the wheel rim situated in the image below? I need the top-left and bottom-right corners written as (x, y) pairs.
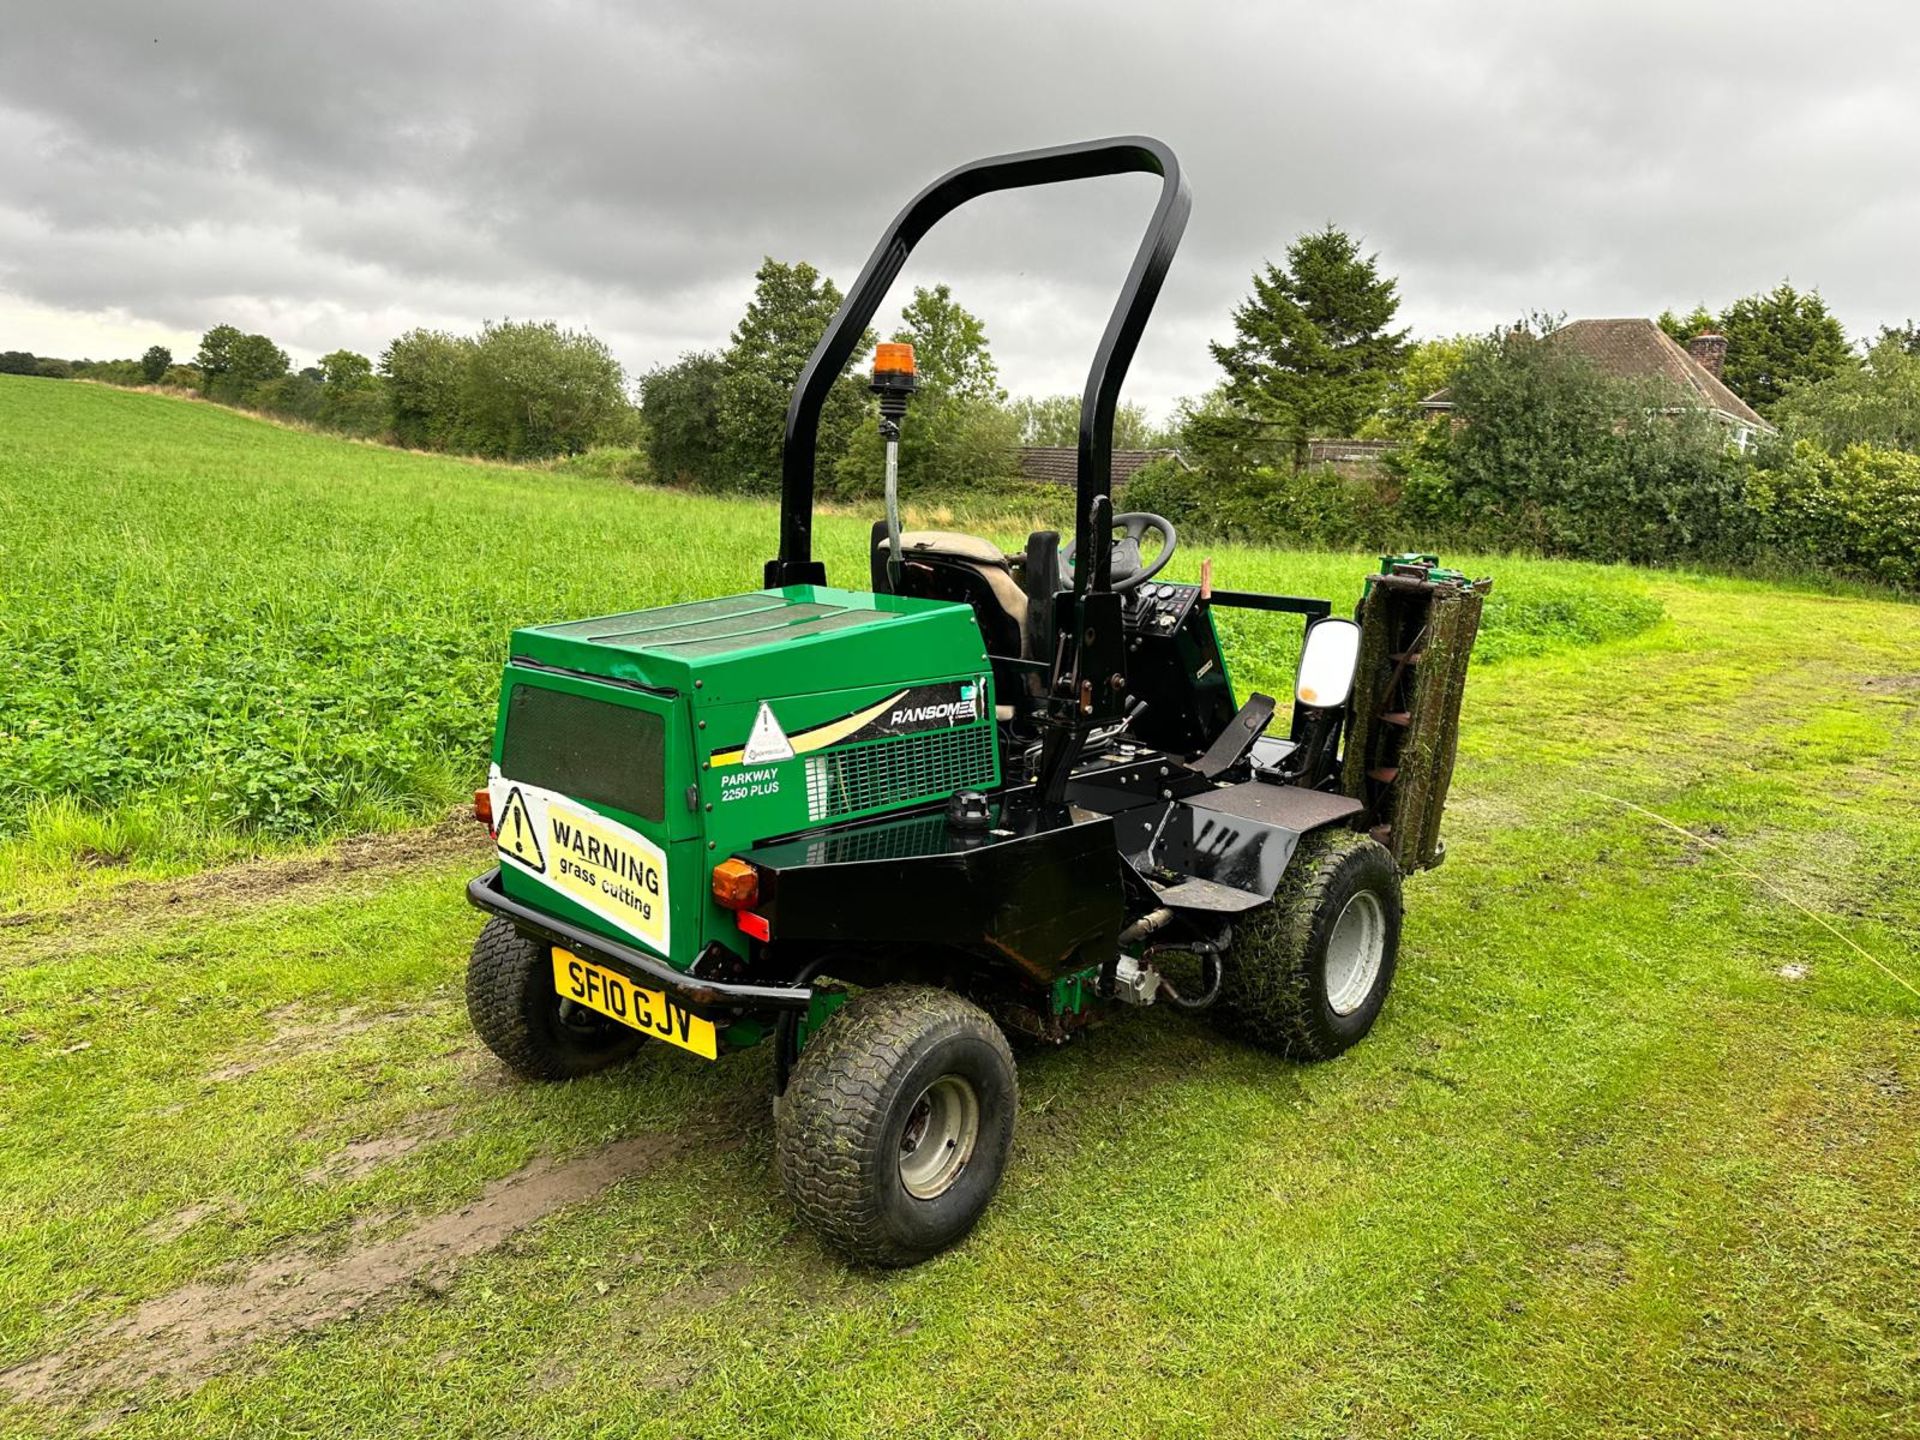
top-left (1324, 890), bottom-right (1387, 1017)
top-left (897, 1074), bottom-right (981, 1200)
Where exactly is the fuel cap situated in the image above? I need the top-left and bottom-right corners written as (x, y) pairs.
top-left (946, 789), bottom-right (993, 833)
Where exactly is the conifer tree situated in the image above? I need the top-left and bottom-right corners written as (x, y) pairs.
top-left (1210, 226), bottom-right (1409, 469)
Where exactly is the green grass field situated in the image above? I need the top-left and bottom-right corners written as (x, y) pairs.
top-left (0, 377), bottom-right (1661, 903)
top-left (2, 379), bottom-right (1917, 1438)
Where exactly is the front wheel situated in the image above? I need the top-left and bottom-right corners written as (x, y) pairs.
top-left (465, 916), bottom-right (642, 1080)
top-left (1215, 829), bottom-right (1403, 1060)
top-left (776, 986), bottom-right (1017, 1267)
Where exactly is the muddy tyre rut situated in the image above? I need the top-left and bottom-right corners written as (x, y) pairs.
top-left (1, 1130), bottom-right (704, 1409)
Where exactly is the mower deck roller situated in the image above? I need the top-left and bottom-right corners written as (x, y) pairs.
top-left (461, 137), bottom-right (1489, 1266)
top-left (1341, 560), bottom-right (1493, 872)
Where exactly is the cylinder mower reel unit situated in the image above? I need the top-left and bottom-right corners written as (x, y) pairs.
top-left (459, 135), bottom-right (1491, 1269)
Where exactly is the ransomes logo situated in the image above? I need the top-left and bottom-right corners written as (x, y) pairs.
top-left (709, 678), bottom-right (985, 768)
top-left (888, 699), bottom-right (975, 726)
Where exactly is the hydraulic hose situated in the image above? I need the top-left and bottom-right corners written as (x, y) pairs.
top-left (1155, 952), bottom-right (1222, 1011)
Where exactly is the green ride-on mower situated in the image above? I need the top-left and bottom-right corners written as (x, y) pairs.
top-left (464, 136), bottom-right (1490, 1265)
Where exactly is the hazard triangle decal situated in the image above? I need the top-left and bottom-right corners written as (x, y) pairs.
top-left (742, 701), bottom-right (795, 764)
top-left (496, 785), bottom-right (546, 872)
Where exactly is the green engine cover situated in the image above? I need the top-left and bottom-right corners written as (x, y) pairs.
top-left (486, 586), bottom-right (999, 971)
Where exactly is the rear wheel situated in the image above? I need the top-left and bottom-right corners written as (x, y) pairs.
top-left (1215, 829), bottom-right (1402, 1060)
top-left (466, 916), bottom-right (641, 1080)
top-left (776, 985), bottom-right (1017, 1267)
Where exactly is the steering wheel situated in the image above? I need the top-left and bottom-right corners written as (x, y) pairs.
top-left (1059, 511), bottom-right (1177, 593)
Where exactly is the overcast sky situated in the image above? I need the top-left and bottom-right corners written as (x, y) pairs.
top-left (4, 2), bottom-right (1917, 418)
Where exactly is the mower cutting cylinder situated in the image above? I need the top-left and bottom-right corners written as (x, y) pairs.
top-left (1341, 563), bottom-right (1492, 870)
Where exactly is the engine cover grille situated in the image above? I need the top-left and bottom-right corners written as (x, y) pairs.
top-left (804, 724), bottom-right (996, 824)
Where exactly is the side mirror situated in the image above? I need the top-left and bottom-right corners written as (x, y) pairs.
top-left (1295, 618), bottom-right (1361, 709)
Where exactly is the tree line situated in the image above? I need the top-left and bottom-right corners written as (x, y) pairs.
top-left (3, 321), bottom-right (633, 460)
top-left (1124, 226), bottom-right (1920, 588)
top-left (636, 259), bottom-right (1163, 499)
top-left (9, 231), bottom-right (1916, 586)
top-left (4, 270), bottom-right (1161, 493)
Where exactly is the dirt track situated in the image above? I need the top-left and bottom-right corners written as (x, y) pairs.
top-left (0, 815), bottom-right (492, 962)
top-left (0, 1135), bottom-right (684, 1406)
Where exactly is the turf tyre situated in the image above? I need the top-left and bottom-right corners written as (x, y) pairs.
top-left (1215, 829), bottom-right (1402, 1060)
top-left (776, 985), bottom-right (1017, 1267)
top-left (465, 916), bottom-right (642, 1080)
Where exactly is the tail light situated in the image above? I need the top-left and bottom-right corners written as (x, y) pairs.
top-left (711, 858), bottom-right (759, 910)
top-left (473, 789), bottom-right (494, 827)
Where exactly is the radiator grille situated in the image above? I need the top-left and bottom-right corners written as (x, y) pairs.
top-left (805, 724), bottom-right (996, 824)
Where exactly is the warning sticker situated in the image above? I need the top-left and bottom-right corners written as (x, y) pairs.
top-left (493, 777), bottom-right (670, 954)
top-left (742, 701), bottom-right (795, 764)
top-left (495, 786), bottom-right (545, 872)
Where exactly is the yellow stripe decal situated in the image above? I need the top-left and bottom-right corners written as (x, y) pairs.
top-left (709, 691), bottom-right (909, 767)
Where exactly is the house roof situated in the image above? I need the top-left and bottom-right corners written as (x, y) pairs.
top-left (1420, 318), bottom-right (1774, 432)
top-left (1017, 446), bottom-right (1175, 486)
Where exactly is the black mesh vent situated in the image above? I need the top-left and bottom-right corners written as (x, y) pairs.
top-left (802, 813), bottom-right (953, 865)
top-left (803, 725), bottom-right (996, 824)
top-left (501, 685), bottom-right (666, 823)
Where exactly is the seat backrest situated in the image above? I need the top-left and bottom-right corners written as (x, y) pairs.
top-left (870, 526), bottom-right (1029, 661)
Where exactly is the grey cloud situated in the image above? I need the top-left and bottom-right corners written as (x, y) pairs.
top-left (4, 2), bottom-right (1917, 413)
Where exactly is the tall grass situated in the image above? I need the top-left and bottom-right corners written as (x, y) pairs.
top-left (1, 378), bottom-right (1662, 875)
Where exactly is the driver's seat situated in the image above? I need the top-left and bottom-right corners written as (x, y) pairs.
top-left (870, 529), bottom-right (1032, 660)
top-left (869, 525), bottom-right (1068, 729)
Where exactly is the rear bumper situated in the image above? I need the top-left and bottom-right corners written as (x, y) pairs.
top-left (466, 868), bottom-right (813, 1012)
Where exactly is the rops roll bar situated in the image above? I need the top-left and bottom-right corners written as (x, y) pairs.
top-left (765, 136), bottom-right (1190, 594)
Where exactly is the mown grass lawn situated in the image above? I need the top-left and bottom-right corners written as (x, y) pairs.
top-left (1, 381), bottom-right (1917, 1437)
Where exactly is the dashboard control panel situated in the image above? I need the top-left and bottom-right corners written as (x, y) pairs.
top-left (1124, 581), bottom-right (1199, 635)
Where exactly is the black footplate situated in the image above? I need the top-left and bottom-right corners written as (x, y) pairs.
top-left (1188, 692), bottom-right (1277, 780)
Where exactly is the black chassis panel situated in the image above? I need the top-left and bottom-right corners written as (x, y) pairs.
top-left (747, 792), bottom-right (1125, 985)
top-left (1106, 781), bottom-right (1364, 915)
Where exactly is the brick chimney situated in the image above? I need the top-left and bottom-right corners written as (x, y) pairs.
top-left (1686, 331), bottom-right (1728, 379)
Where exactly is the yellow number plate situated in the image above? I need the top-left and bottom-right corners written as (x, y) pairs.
top-left (551, 949), bottom-right (717, 1060)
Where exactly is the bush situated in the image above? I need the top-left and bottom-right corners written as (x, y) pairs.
top-left (1124, 456), bottom-right (1400, 548)
top-left (552, 446), bottom-right (653, 486)
top-left (1423, 331), bottom-right (1755, 564)
top-left (253, 371), bottom-right (326, 423)
top-left (318, 382), bottom-right (389, 438)
top-left (382, 321), bottom-right (631, 460)
top-left (1121, 456), bottom-right (1209, 527)
top-left (1772, 334), bottom-right (1920, 453)
top-left (461, 320), bottom-right (630, 459)
top-left (70, 358), bottom-right (146, 386)
top-left (641, 351), bottom-right (726, 486)
top-left (1, 350), bottom-right (38, 375)
top-left (34, 358), bottom-right (72, 380)
top-left (312, 351), bottom-right (387, 437)
top-left (827, 394), bottom-right (1022, 501)
top-left (382, 329), bottom-right (472, 450)
top-left (1748, 441), bottom-right (1920, 588)
top-left (195, 326), bottom-right (290, 407)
